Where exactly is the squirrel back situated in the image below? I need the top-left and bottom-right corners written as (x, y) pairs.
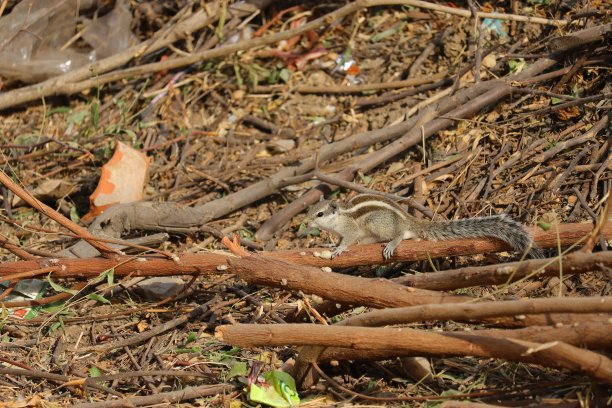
top-left (415, 214), bottom-right (543, 258)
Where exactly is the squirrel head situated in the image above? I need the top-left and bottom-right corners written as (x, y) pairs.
top-left (304, 198), bottom-right (341, 232)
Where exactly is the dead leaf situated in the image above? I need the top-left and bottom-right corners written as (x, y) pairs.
top-left (432, 174), bottom-right (453, 182)
top-left (400, 356), bottom-right (434, 383)
top-left (556, 105), bottom-right (580, 120)
top-left (482, 53), bottom-right (497, 68)
top-left (137, 320), bottom-right (149, 332)
top-left (0, 394), bottom-right (42, 408)
top-left (385, 162), bottom-right (404, 175)
top-left (12, 179), bottom-right (76, 207)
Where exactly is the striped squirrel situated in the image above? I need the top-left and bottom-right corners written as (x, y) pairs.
top-left (305, 194), bottom-right (543, 259)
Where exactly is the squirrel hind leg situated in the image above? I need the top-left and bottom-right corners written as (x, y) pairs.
top-left (383, 236), bottom-right (403, 259)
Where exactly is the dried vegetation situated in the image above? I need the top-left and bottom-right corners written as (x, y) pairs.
top-left (0, 0), bottom-right (610, 406)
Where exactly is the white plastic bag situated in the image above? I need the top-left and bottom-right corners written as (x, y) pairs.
top-left (0, 0), bottom-right (135, 82)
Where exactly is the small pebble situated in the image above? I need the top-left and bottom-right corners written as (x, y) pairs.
top-left (319, 250), bottom-right (333, 259)
top-left (281, 278), bottom-right (288, 286)
top-left (216, 264), bottom-right (228, 271)
top-left (321, 267), bottom-right (332, 273)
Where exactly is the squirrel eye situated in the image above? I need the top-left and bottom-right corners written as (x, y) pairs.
top-left (316, 211), bottom-right (324, 217)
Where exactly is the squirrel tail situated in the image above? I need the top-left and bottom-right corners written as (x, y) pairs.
top-left (419, 214), bottom-right (543, 258)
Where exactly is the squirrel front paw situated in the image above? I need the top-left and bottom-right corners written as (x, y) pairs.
top-left (331, 247), bottom-right (346, 258)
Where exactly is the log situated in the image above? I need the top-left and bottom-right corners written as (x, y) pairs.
top-left (318, 322), bottom-right (612, 361)
top-left (215, 323), bottom-right (612, 384)
top-left (393, 251), bottom-right (612, 290)
top-left (228, 255), bottom-right (608, 328)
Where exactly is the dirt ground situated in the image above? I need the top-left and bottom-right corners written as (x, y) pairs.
top-left (0, 0), bottom-right (610, 406)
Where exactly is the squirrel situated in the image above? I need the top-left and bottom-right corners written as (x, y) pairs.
top-left (304, 194), bottom-right (543, 259)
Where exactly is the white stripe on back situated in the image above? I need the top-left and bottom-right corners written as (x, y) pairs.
top-left (342, 201), bottom-right (408, 220)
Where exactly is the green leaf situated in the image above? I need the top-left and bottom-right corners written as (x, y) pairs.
top-left (508, 58), bottom-right (526, 74)
top-left (186, 332), bottom-right (197, 344)
top-left (86, 293), bottom-right (111, 304)
top-left (279, 68), bottom-right (291, 83)
top-left (13, 133), bottom-right (42, 146)
top-left (297, 224), bottom-right (320, 238)
top-left (123, 129), bottom-right (137, 144)
top-left (89, 366), bottom-right (102, 377)
top-left (49, 321), bottom-right (62, 333)
top-left (89, 268), bottom-right (115, 286)
top-left (68, 110), bottom-right (90, 125)
top-left (41, 302), bottom-right (68, 314)
top-left (69, 206), bottom-right (80, 224)
top-left (550, 97), bottom-right (564, 105)
top-left (250, 370), bottom-right (300, 407)
top-left (47, 274), bottom-right (79, 295)
top-left (537, 221), bottom-right (551, 231)
top-left (371, 21), bottom-right (406, 42)
top-left (106, 268), bottom-right (114, 287)
top-left (227, 361), bottom-right (248, 379)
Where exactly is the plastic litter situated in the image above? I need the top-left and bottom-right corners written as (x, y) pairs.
top-left (0, 0), bottom-right (135, 83)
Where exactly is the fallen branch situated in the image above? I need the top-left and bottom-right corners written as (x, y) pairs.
top-left (215, 324), bottom-right (612, 383)
top-left (337, 296), bottom-right (612, 327)
top-left (292, 295), bottom-right (612, 386)
top-left (270, 222), bottom-right (612, 268)
top-left (1, 223), bottom-right (610, 279)
top-left (392, 251), bottom-right (612, 290)
top-left (319, 321), bottom-right (612, 362)
top-left (227, 255), bottom-right (607, 328)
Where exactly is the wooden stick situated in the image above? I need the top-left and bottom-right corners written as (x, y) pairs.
top-left (227, 255), bottom-right (606, 328)
top-left (292, 295), bottom-right (612, 385)
top-left (392, 251), bottom-right (612, 290)
top-left (319, 322), bottom-right (612, 361)
top-left (269, 222), bottom-right (612, 269)
top-left (1, 223), bottom-right (610, 279)
top-left (215, 324), bottom-right (612, 383)
top-left (337, 296), bottom-right (612, 328)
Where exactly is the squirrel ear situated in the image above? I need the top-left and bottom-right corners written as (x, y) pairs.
top-left (330, 201), bottom-right (338, 210)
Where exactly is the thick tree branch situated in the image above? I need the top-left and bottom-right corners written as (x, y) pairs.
top-left (215, 324), bottom-right (612, 383)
